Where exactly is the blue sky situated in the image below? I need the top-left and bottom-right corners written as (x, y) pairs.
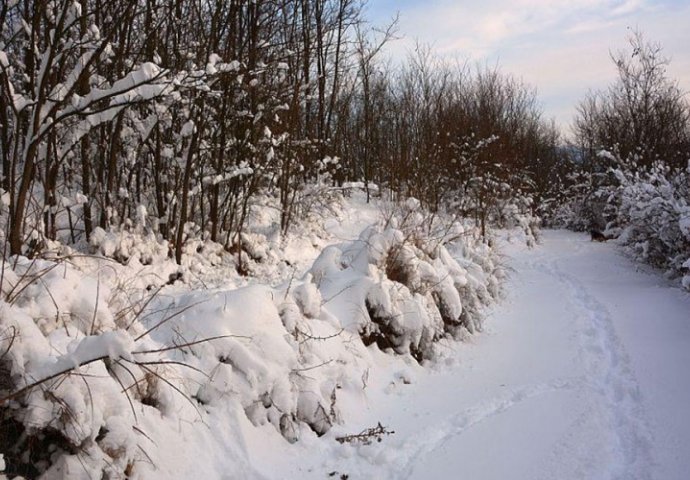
top-left (366, 0), bottom-right (690, 136)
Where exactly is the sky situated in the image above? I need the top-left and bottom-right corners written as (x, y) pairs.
top-left (366, 0), bottom-right (690, 137)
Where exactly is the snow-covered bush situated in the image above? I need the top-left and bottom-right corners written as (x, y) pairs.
top-left (0, 194), bottom-right (505, 478)
top-left (310, 200), bottom-right (503, 361)
top-left (496, 194), bottom-right (541, 247)
top-left (0, 258), bottom-right (159, 478)
top-left (542, 152), bottom-right (690, 289)
top-left (608, 162), bottom-right (690, 287)
top-left (90, 226), bottom-right (170, 266)
top-left (539, 154), bottom-right (619, 232)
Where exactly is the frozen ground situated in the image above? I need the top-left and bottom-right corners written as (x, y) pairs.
top-left (261, 229), bottom-right (690, 480)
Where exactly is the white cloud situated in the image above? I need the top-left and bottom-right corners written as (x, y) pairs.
top-left (374, 0), bottom-right (690, 135)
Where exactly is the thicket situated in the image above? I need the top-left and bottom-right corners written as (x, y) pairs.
top-left (0, 196), bottom-right (506, 478)
top-left (542, 31), bottom-right (690, 288)
top-left (1, 3), bottom-right (687, 477)
top-left (1, 0), bottom-right (556, 265)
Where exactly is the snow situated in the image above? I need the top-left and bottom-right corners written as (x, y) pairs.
top-left (598, 149), bottom-right (618, 162)
top-left (70, 1), bottom-right (82, 17)
top-left (180, 120), bottom-right (195, 137)
top-left (680, 213), bottom-right (690, 237)
top-left (2, 192), bottom-right (689, 479)
top-left (248, 230), bottom-right (690, 480)
top-left (0, 191), bottom-right (502, 477)
top-left (39, 331), bottom-right (135, 380)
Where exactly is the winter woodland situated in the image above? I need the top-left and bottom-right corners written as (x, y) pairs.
top-left (0, 1), bottom-right (688, 478)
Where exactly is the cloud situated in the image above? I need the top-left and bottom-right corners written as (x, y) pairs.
top-left (369, 0), bottom-right (690, 135)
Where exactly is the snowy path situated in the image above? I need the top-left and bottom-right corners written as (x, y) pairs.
top-left (271, 230), bottom-right (690, 480)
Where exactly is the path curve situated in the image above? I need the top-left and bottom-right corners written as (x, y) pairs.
top-left (272, 230), bottom-right (690, 480)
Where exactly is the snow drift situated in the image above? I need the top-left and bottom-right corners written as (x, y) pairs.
top-left (0, 201), bottom-right (505, 479)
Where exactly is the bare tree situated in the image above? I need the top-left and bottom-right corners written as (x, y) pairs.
top-left (574, 30), bottom-right (690, 170)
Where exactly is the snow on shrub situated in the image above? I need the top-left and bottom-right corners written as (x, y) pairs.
top-left (0, 251), bottom-right (210, 478)
top-left (90, 226), bottom-right (169, 266)
top-left (496, 194), bottom-right (541, 248)
top-left (541, 153), bottom-right (690, 290)
top-left (0, 322), bottom-right (141, 478)
top-left (0, 201), bottom-right (504, 478)
top-left (310, 202), bottom-right (503, 361)
top-left (607, 162), bottom-right (690, 288)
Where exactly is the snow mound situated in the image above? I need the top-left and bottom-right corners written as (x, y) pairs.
top-left (90, 226), bottom-right (169, 266)
top-left (311, 221), bottom-right (500, 362)
top-left (0, 210), bottom-right (504, 478)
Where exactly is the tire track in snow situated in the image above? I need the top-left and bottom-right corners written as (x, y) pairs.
top-left (541, 254), bottom-right (654, 480)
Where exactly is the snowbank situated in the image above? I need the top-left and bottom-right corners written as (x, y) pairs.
top-left (0, 199), bottom-right (505, 478)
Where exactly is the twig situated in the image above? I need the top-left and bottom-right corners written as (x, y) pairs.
top-left (0, 325), bottom-right (17, 360)
top-left (292, 359), bottom-right (333, 373)
top-left (136, 363), bottom-right (203, 420)
top-left (108, 361), bottom-right (138, 422)
top-left (295, 327), bottom-right (344, 343)
top-left (132, 334), bottom-right (243, 355)
top-left (134, 300), bottom-right (205, 342)
top-left (125, 284), bottom-right (165, 332)
top-left (0, 354), bottom-right (109, 405)
top-left (90, 273), bottom-right (101, 335)
top-left (335, 422), bottom-right (395, 445)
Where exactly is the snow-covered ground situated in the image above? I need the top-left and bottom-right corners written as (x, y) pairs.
top-left (3, 217), bottom-right (688, 480)
top-left (260, 229), bottom-right (690, 480)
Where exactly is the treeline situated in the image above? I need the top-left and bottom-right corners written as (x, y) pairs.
top-left (340, 45), bottom-right (560, 236)
top-left (1, 0), bottom-right (559, 263)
